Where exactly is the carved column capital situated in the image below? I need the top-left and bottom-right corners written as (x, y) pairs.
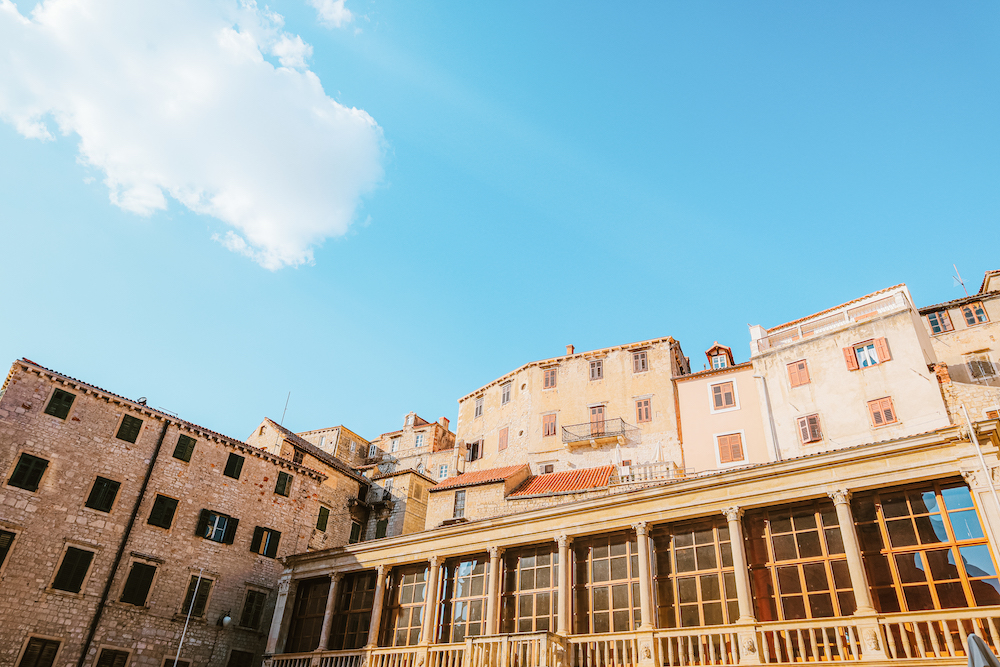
top-left (962, 469), bottom-right (979, 486)
top-left (828, 488), bottom-right (852, 505)
top-left (631, 521), bottom-right (648, 537)
top-left (722, 506), bottom-right (743, 522)
top-left (489, 545), bottom-right (503, 559)
top-left (330, 571), bottom-right (344, 584)
top-left (429, 555), bottom-right (441, 568)
top-left (376, 564), bottom-right (387, 579)
top-left (556, 533), bottom-right (571, 549)
top-left (277, 577), bottom-right (292, 595)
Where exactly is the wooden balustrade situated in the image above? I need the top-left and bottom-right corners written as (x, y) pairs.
top-left (567, 633), bottom-right (639, 666)
top-left (878, 606), bottom-right (1000, 660)
top-left (755, 617), bottom-right (862, 663)
top-left (654, 627), bottom-right (742, 665)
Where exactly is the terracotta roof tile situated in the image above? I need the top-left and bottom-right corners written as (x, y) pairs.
top-left (509, 466), bottom-right (615, 498)
top-left (430, 465), bottom-right (527, 491)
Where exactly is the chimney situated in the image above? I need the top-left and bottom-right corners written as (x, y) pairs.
top-left (438, 416), bottom-right (450, 430)
top-left (566, 344), bottom-right (574, 355)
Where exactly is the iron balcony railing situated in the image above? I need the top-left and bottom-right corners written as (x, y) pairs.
top-left (562, 418), bottom-right (640, 444)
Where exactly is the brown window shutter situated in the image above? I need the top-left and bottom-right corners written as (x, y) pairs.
top-left (882, 398), bottom-right (896, 424)
top-left (731, 434), bottom-right (743, 461)
top-left (874, 338), bottom-right (891, 363)
top-left (718, 436), bottom-right (731, 463)
top-left (798, 417), bottom-right (809, 443)
top-left (808, 415), bottom-right (821, 441)
top-left (844, 347), bottom-right (860, 371)
top-left (800, 361), bottom-right (810, 384)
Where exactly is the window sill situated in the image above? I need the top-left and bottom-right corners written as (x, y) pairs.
top-left (46, 587), bottom-right (86, 599)
top-left (709, 406), bottom-right (740, 415)
top-left (871, 422), bottom-right (900, 429)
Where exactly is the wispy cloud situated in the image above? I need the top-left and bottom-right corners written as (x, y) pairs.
top-left (0, 0), bottom-right (383, 269)
top-left (308, 0), bottom-right (354, 29)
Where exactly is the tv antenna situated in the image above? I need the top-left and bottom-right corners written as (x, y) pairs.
top-left (953, 264), bottom-right (969, 297)
top-left (280, 391), bottom-right (291, 426)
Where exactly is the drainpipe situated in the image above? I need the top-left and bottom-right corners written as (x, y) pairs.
top-left (961, 405), bottom-right (1000, 514)
top-left (753, 375), bottom-right (782, 461)
top-left (77, 417), bottom-right (171, 667)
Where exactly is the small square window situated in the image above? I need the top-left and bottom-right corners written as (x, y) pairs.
top-left (501, 383), bottom-right (511, 405)
top-left (120, 562), bottom-right (157, 606)
top-left (963, 302), bottom-right (989, 326)
top-left (116, 415), bottom-right (143, 443)
top-left (589, 360), bottom-right (604, 381)
top-left (8, 453), bottom-right (49, 492)
top-left (226, 650), bottom-right (255, 667)
top-left (967, 353), bottom-right (996, 380)
top-left (541, 464), bottom-right (554, 474)
top-left (223, 453), bottom-right (244, 479)
top-left (466, 440), bottom-right (482, 462)
top-left (368, 444), bottom-right (378, 458)
top-left (240, 589), bottom-right (268, 629)
top-left (855, 343), bottom-right (879, 368)
top-left (181, 575), bottom-right (212, 617)
top-left (474, 397), bottom-right (484, 419)
top-left (172, 435), bottom-right (196, 462)
top-left (148, 494), bottom-right (179, 529)
top-left (316, 506), bottom-right (330, 532)
top-left (633, 351), bottom-right (648, 373)
top-left (52, 546), bottom-right (95, 593)
top-left (196, 509), bottom-right (238, 544)
top-left (787, 360), bottom-right (810, 387)
top-left (927, 311), bottom-right (954, 334)
top-left (95, 648), bottom-right (130, 667)
top-left (375, 519), bottom-right (388, 538)
top-left (414, 433), bottom-right (424, 448)
top-left (439, 464), bottom-right (449, 479)
top-left (867, 397), bottom-right (898, 427)
top-left (635, 399), bottom-right (651, 423)
top-left (453, 490), bottom-right (466, 519)
top-left (711, 382), bottom-right (736, 411)
top-left (797, 414), bottom-right (823, 443)
top-left (85, 476), bottom-right (121, 513)
top-left (390, 437), bottom-right (400, 452)
top-left (717, 433), bottom-right (744, 465)
top-left (44, 389), bottom-right (75, 420)
top-left (18, 638), bottom-right (61, 667)
top-left (274, 471), bottom-right (293, 497)
top-left (543, 414), bottom-right (557, 437)
top-left (250, 526), bottom-right (281, 558)
top-left (711, 354), bottom-right (729, 370)
top-left (498, 427), bottom-right (508, 451)
top-left (543, 368), bottom-right (557, 389)
top-left (292, 449), bottom-right (304, 465)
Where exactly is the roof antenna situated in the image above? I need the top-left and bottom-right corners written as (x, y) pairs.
top-left (280, 391), bottom-right (291, 427)
top-left (954, 264), bottom-right (970, 297)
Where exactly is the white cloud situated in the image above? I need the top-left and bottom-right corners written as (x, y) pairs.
top-left (309, 0), bottom-right (354, 29)
top-left (0, 0), bottom-right (383, 269)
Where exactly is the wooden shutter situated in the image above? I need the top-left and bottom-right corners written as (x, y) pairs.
top-left (880, 397), bottom-right (896, 424)
top-left (53, 547), bottom-right (93, 593)
top-left (941, 310), bottom-right (954, 330)
top-left (120, 562), bottom-right (156, 606)
top-left (195, 509), bottom-right (211, 537)
top-left (264, 530), bottom-right (281, 558)
top-left (375, 520), bottom-right (387, 538)
top-left (116, 415), bottom-right (143, 443)
top-left (173, 435), bottom-right (196, 462)
top-left (808, 415), bottom-right (822, 441)
top-left (251, 526), bottom-right (265, 553)
top-left (798, 417), bottom-right (810, 443)
top-left (874, 338), bottom-right (891, 363)
top-left (499, 428), bottom-right (508, 451)
top-left (95, 650), bottom-right (129, 667)
top-left (317, 506), bottom-right (330, 532)
top-left (788, 360), bottom-right (810, 387)
top-left (843, 347), bottom-right (860, 371)
top-left (225, 454), bottom-right (244, 479)
top-left (19, 638), bottom-right (61, 667)
top-left (149, 495), bottom-right (177, 529)
top-left (987, 410), bottom-right (999, 420)
top-left (223, 516), bottom-right (239, 544)
top-left (11, 454), bottom-right (48, 492)
top-left (44, 389), bottom-right (75, 419)
top-left (718, 435), bottom-right (733, 463)
top-left (729, 434), bottom-right (744, 461)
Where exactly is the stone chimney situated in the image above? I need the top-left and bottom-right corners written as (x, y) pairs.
top-left (438, 416), bottom-right (450, 430)
top-left (932, 362), bottom-right (951, 384)
top-left (566, 344), bottom-right (575, 355)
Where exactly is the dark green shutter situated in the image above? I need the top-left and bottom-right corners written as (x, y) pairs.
top-left (195, 509), bottom-right (211, 537)
top-left (275, 471), bottom-right (292, 496)
top-left (44, 389), bottom-right (76, 420)
top-left (148, 495), bottom-right (178, 529)
top-left (17, 638), bottom-right (61, 667)
top-left (116, 415), bottom-right (143, 443)
top-left (0, 529), bottom-right (14, 566)
top-left (9, 454), bottom-right (48, 492)
top-left (223, 516), bottom-right (239, 544)
top-left (375, 520), bottom-right (387, 539)
top-left (349, 522), bottom-right (361, 543)
top-left (317, 506), bottom-right (330, 532)
top-left (250, 526), bottom-right (264, 553)
top-left (226, 650), bottom-right (255, 667)
top-left (194, 578), bottom-right (212, 615)
top-left (52, 547), bottom-right (94, 593)
top-left (173, 435), bottom-right (196, 462)
top-left (120, 562), bottom-right (156, 606)
top-left (264, 530), bottom-right (281, 558)
top-left (240, 589), bottom-right (267, 628)
top-left (224, 453), bottom-right (244, 479)
top-left (85, 477), bottom-right (120, 513)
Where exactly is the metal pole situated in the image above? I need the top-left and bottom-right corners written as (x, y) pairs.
top-left (173, 568), bottom-right (204, 666)
top-left (962, 404), bottom-right (1000, 513)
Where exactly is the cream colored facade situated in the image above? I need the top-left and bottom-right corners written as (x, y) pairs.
top-left (455, 338), bottom-right (690, 476)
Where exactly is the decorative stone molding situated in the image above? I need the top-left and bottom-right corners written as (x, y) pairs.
top-left (277, 577), bottom-right (291, 595)
top-left (429, 555), bottom-right (441, 567)
top-left (722, 506), bottom-right (743, 522)
top-left (828, 489), bottom-right (851, 505)
top-left (742, 637), bottom-right (757, 654)
top-left (962, 469), bottom-right (979, 487)
top-left (376, 564), bottom-right (387, 578)
top-left (330, 571), bottom-right (344, 584)
top-left (863, 627), bottom-right (880, 651)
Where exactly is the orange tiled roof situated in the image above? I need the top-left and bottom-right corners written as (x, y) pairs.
top-left (430, 464), bottom-right (527, 491)
top-left (509, 466), bottom-right (615, 498)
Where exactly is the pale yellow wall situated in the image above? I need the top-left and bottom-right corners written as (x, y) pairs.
top-left (921, 294), bottom-right (1000, 388)
top-left (455, 339), bottom-right (684, 475)
top-left (752, 308), bottom-right (951, 458)
top-left (675, 364), bottom-right (770, 473)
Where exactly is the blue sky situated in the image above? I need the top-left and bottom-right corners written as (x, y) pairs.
top-left (0, 1), bottom-right (997, 441)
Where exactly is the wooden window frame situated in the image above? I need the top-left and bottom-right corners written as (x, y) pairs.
top-left (0, 527), bottom-right (19, 576)
top-left (115, 414), bottom-right (143, 444)
top-left (331, 571), bottom-right (376, 649)
top-left (633, 351), bottom-right (649, 373)
top-left (474, 397), bottom-right (484, 419)
top-left (180, 573), bottom-right (215, 617)
top-left (275, 471), bottom-right (293, 497)
top-left (349, 520), bottom-right (362, 544)
top-left (787, 360), bottom-right (810, 388)
top-left (50, 544), bottom-right (98, 595)
top-left (439, 555), bottom-right (489, 642)
top-left (962, 302), bottom-right (990, 327)
top-left (316, 506), bottom-right (330, 532)
top-left (543, 414), bottom-right (557, 438)
top-left (85, 476), bottom-right (121, 514)
top-left (927, 311), bottom-right (954, 335)
top-left (501, 383), bottom-right (511, 405)
top-left (8, 452), bottom-right (50, 493)
top-left (868, 397), bottom-right (898, 428)
top-left (383, 565), bottom-right (428, 647)
top-left (172, 434), bottom-right (196, 463)
top-left (251, 526), bottom-right (281, 558)
top-left (846, 338), bottom-right (891, 371)
top-left (797, 414), bottom-right (823, 444)
top-left (572, 531), bottom-right (642, 634)
top-left (223, 453), bottom-right (244, 480)
top-left (196, 509), bottom-right (238, 544)
top-left (43, 388), bottom-right (76, 420)
top-left (454, 490), bottom-right (467, 519)
top-left (636, 398), bottom-right (652, 424)
top-left (543, 368), bottom-right (557, 389)
top-left (589, 360), bottom-right (604, 381)
top-left (501, 544), bottom-right (559, 634)
top-left (966, 353), bottom-right (997, 381)
top-left (16, 637), bottom-right (63, 667)
top-left (414, 433), bottom-right (424, 448)
top-left (715, 432), bottom-right (746, 466)
top-left (498, 427), bottom-right (508, 451)
top-left (148, 494), bottom-right (179, 530)
top-left (94, 647), bottom-right (132, 667)
top-left (709, 381), bottom-right (738, 413)
top-left (119, 559), bottom-right (158, 607)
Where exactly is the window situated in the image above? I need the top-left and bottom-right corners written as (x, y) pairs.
top-left (590, 360), bottom-right (604, 381)
top-left (868, 397), bottom-right (898, 427)
top-left (717, 433), bottom-right (744, 465)
top-left (331, 571), bottom-right (376, 650)
top-left (474, 397), bottom-right (483, 419)
top-left (240, 589), bottom-right (268, 629)
top-left (414, 433), bottom-right (424, 448)
top-left (390, 437), bottom-right (400, 452)
top-left (223, 453), bottom-right (244, 479)
top-left (787, 360), bottom-right (810, 387)
top-left (8, 453), bottom-right (49, 492)
top-left (259, 425), bottom-right (266, 436)
top-left (454, 490), bottom-right (467, 518)
top-left (845, 338), bottom-right (891, 370)
top-left (652, 520), bottom-right (737, 628)
top-left (316, 506), bottom-right (330, 532)
top-left (196, 509), bottom-right (238, 544)
top-left (466, 440), bottom-right (482, 462)
top-left (439, 464), bottom-right (449, 480)
top-left (501, 383), bottom-right (511, 405)
top-left (95, 649), bottom-right (130, 667)
top-left (368, 444), bottom-right (378, 458)
top-left (541, 464), bottom-right (555, 474)
top-left (573, 532), bottom-right (641, 633)
top-left (120, 561), bottom-right (156, 606)
top-left (286, 577), bottom-right (332, 652)
top-left (988, 410), bottom-right (999, 420)
top-left (17, 638), bottom-right (61, 667)
top-left (543, 368), bottom-right (557, 389)
top-left (710, 382), bottom-right (736, 411)
top-left (636, 399), bottom-right (651, 423)
top-left (375, 520), bottom-right (388, 538)
top-left (1, 529), bottom-right (15, 568)
top-left (590, 405), bottom-right (606, 436)
top-left (853, 481), bottom-right (1000, 612)
top-left (384, 565), bottom-right (427, 646)
top-left (498, 427), bottom-right (508, 451)
top-left (633, 351), bottom-right (648, 373)
top-left (797, 415), bottom-right (823, 444)
top-left (148, 494), bottom-right (178, 529)
top-left (350, 441), bottom-right (357, 454)
top-left (349, 521), bottom-right (362, 544)
top-left (226, 650), bottom-right (255, 667)
top-left (501, 545), bottom-right (558, 633)
top-left (963, 302), bottom-right (989, 326)
top-left (44, 389), bottom-right (75, 420)
top-left (927, 311), bottom-right (954, 334)
top-left (164, 659), bottom-right (191, 667)
top-left (173, 434), bottom-right (196, 462)
top-left (85, 476), bottom-right (120, 513)
top-left (52, 546), bottom-right (95, 593)
top-left (439, 555), bottom-right (489, 642)
top-left (116, 414), bottom-right (143, 443)
top-left (711, 354), bottom-right (729, 370)
top-left (543, 414), bottom-right (557, 437)
top-left (275, 471), bottom-right (293, 496)
top-left (251, 526), bottom-right (281, 558)
top-left (292, 449), bottom-right (304, 465)
top-left (181, 574), bottom-right (212, 617)
top-left (967, 353), bottom-right (996, 380)
top-left (406, 414), bottom-right (414, 426)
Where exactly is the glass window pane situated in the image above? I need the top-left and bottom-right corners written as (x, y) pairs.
top-left (593, 612), bottom-right (610, 633)
top-left (703, 602), bottom-right (723, 626)
top-left (808, 593), bottom-right (834, 618)
top-left (802, 563), bottom-right (830, 592)
top-left (695, 545), bottom-right (717, 570)
top-left (894, 553), bottom-right (929, 584)
top-left (831, 560), bottom-right (852, 589)
top-left (797, 531), bottom-right (822, 558)
top-left (825, 527), bottom-right (845, 555)
top-left (914, 515), bottom-right (948, 544)
top-left (700, 575), bottom-right (721, 601)
top-left (675, 549), bottom-right (696, 572)
top-left (858, 523), bottom-right (884, 551)
top-left (793, 513), bottom-right (817, 530)
top-left (680, 605), bottom-right (700, 627)
top-left (903, 585), bottom-right (934, 611)
top-left (935, 581), bottom-right (968, 609)
top-left (772, 534), bottom-right (797, 561)
top-left (909, 491), bottom-right (939, 514)
top-left (926, 549), bottom-right (960, 580)
top-left (972, 578), bottom-right (1000, 606)
top-left (610, 557), bottom-right (627, 580)
top-left (781, 596), bottom-right (806, 620)
top-left (941, 486), bottom-right (974, 510)
top-left (960, 545), bottom-right (998, 578)
top-left (777, 566), bottom-right (802, 594)
top-left (612, 584), bottom-right (629, 609)
top-left (592, 560), bottom-right (610, 583)
top-left (950, 510), bottom-right (985, 540)
top-left (678, 577), bottom-right (698, 603)
top-left (881, 494), bottom-right (910, 518)
top-left (593, 587), bottom-right (609, 611)
top-left (887, 519), bottom-right (918, 547)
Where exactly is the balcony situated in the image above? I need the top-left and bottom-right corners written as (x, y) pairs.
top-left (562, 418), bottom-right (640, 447)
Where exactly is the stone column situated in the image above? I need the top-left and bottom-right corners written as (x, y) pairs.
top-left (317, 572), bottom-right (343, 650)
top-left (420, 555), bottom-right (442, 645)
top-left (265, 574), bottom-right (295, 655)
top-left (722, 507), bottom-right (761, 665)
top-left (556, 534), bottom-right (572, 636)
top-left (632, 522), bottom-right (654, 630)
top-left (486, 546), bottom-right (503, 635)
top-left (366, 565), bottom-right (388, 648)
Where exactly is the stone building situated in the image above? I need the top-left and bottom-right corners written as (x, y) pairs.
top-left (0, 360), bottom-right (365, 667)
